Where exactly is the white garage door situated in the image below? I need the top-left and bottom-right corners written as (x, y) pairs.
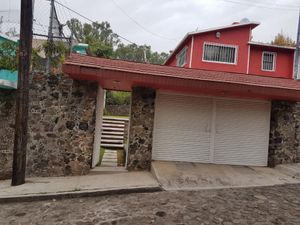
top-left (152, 93), bottom-right (271, 166)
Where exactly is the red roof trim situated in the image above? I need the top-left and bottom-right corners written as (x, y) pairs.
top-left (64, 54), bottom-right (300, 92)
top-left (249, 41), bottom-right (296, 50)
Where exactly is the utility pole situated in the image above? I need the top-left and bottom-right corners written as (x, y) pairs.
top-left (143, 46), bottom-right (148, 63)
top-left (12, 0), bottom-right (33, 186)
top-left (46, 0), bottom-right (55, 74)
top-left (294, 11), bottom-right (300, 80)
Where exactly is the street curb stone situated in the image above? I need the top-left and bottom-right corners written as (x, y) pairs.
top-left (0, 186), bottom-right (163, 204)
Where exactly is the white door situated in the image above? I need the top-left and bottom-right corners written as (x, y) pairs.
top-left (213, 99), bottom-right (270, 166)
top-left (152, 93), bottom-right (212, 163)
top-left (152, 92), bottom-right (270, 166)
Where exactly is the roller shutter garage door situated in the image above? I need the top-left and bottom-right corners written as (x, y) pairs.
top-left (152, 93), bottom-right (271, 166)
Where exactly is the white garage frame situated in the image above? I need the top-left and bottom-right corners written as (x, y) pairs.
top-left (152, 91), bottom-right (271, 166)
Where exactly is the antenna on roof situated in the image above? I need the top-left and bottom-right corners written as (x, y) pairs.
top-left (240, 18), bottom-right (250, 24)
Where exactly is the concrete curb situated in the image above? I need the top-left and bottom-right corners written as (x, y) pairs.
top-left (162, 182), bottom-right (300, 192)
top-left (0, 186), bottom-right (163, 204)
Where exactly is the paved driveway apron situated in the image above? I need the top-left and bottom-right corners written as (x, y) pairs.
top-left (0, 184), bottom-right (299, 225)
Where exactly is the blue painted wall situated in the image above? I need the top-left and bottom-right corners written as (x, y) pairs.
top-left (0, 35), bottom-right (18, 89)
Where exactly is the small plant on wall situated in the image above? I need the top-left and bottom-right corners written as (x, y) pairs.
top-left (0, 41), bottom-right (18, 71)
top-left (32, 41), bottom-right (69, 72)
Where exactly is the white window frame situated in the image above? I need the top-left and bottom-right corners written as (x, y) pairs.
top-left (202, 42), bottom-right (238, 65)
top-left (176, 46), bottom-right (188, 67)
top-left (261, 51), bottom-right (276, 72)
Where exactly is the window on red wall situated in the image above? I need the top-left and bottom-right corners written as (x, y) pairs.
top-left (203, 42), bottom-right (238, 64)
top-left (176, 47), bottom-right (188, 67)
top-left (262, 52), bottom-right (276, 71)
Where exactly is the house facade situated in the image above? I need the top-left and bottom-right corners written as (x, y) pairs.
top-left (165, 21), bottom-right (295, 79)
top-left (63, 53), bottom-right (300, 171)
top-left (1, 22), bottom-right (300, 180)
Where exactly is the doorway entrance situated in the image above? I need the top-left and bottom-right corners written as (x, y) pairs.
top-left (91, 86), bottom-right (131, 172)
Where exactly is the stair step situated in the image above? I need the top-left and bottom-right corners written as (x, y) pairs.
top-left (102, 127), bottom-right (124, 132)
top-left (101, 135), bottom-right (123, 140)
top-left (101, 143), bottom-right (124, 149)
top-left (102, 156), bottom-right (117, 160)
top-left (103, 116), bottom-right (129, 122)
top-left (102, 123), bottom-right (125, 128)
top-left (89, 167), bottom-right (127, 175)
top-left (102, 120), bottom-right (125, 125)
top-left (102, 131), bottom-right (124, 136)
top-left (101, 139), bottom-right (123, 144)
top-left (101, 162), bottom-right (118, 167)
top-left (101, 148), bottom-right (122, 151)
top-left (102, 158), bottom-right (117, 162)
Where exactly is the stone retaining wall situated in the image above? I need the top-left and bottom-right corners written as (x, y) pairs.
top-left (105, 105), bottom-right (130, 117)
top-left (268, 100), bottom-right (300, 167)
top-left (127, 87), bottom-right (156, 170)
top-left (0, 72), bottom-right (98, 179)
top-left (0, 90), bottom-right (16, 180)
top-left (3, 78), bottom-right (300, 179)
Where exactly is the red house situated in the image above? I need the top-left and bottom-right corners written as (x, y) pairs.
top-left (165, 20), bottom-right (295, 79)
top-left (63, 20), bottom-right (300, 172)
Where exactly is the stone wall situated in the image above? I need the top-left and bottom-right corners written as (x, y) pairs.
top-left (0, 72), bottom-right (98, 179)
top-left (127, 87), bottom-right (156, 171)
top-left (0, 90), bottom-right (16, 180)
top-left (105, 105), bottom-right (130, 117)
top-left (268, 100), bottom-right (300, 167)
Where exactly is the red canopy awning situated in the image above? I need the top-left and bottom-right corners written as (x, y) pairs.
top-left (63, 54), bottom-right (300, 101)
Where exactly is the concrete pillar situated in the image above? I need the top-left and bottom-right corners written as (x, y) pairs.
top-left (127, 87), bottom-right (156, 171)
top-left (268, 100), bottom-right (300, 167)
top-left (92, 85), bottom-right (105, 168)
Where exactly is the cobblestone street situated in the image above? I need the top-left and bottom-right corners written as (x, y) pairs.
top-left (0, 184), bottom-right (299, 225)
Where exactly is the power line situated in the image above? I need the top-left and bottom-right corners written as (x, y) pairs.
top-left (54, 0), bottom-right (94, 23)
top-left (235, 0), bottom-right (300, 8)
top-left (217, 0), bottom-right (300, 11)
top-left (110, 0), bottom-right (176, 41)
top-left (33, 19), bottom-right (48, 34)
top-left (54, 2), bottom-right (66, 24)
top-left (54, 0), bottom-right (135, 44)
top-left (61, 0), bottom-right (73, 21)
top-left (0, 10), bottom-right (19, 12)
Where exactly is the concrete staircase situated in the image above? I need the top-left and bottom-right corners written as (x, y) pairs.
top-left (101, 116), bottom-right (129, 150)
top-left (100, 116), bottom-right (129, 167)
top-left (101, 150), bottom-right (118, 167)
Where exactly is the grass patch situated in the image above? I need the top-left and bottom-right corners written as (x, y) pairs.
top-left (100, 147), bottom-right (105, 163)
top-left (96, 147), bottom-right (106, 166)
top-left (117, 150), bottom-right (126, 166)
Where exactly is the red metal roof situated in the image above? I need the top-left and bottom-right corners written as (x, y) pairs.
top-left (63, 54), bottom-right (300, 101)
top-left (248, 41), bottom-right (295, 51)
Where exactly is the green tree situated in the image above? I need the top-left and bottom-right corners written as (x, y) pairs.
top-left (114, 43), bottom-right (168, 65)
top-left (271, 32), bottom-right (296, 47)
top-left (0, 40), bottom-right (18, 71)
top-left (67, 19), bottom-right (119, 57)
top-left (149, 51), bottom-right (169, 65)
top-left (106, 91), bottom-right (130, 105)
top-left (67, 18), bottom-right (169, 64)
top-left (31, 41), bottom-right (68, 70)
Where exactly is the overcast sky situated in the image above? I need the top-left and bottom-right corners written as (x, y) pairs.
top-left (1, 0), bottom-right (300, 52)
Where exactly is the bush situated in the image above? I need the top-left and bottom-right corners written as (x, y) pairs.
top-left (0, 41), bottom-right (18, 71)
top-left (106, 91), bottom-right (130, 105)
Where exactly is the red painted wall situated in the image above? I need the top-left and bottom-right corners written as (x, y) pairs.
top-left (191, 26), bottom-right (251, 73)
top-left (248, 45), bottom-right (294, 79)
top-left (167, 26), bottom-right (252, 73)
top-left (166, 25), bottom-right (295, 79)
top-left (167, 37), bottom-right (192, 68)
